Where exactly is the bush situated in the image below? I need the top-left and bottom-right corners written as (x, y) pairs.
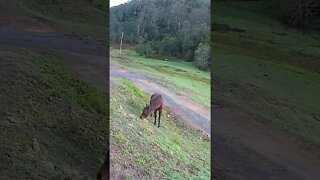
top-left (194, 42), bottom-right (211, 71)
top-left (135, 42), bottom-right (157, 56)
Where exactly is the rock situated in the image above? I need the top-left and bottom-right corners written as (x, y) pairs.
top-left (32, 138), bottom-right (41, 153)
top-left (167, 114), bottom-right (170, 118)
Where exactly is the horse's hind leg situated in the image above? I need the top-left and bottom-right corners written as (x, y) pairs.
top-left (158, 109), bottom-right (162, 128)
top-left (154, 111), bottom-right (157, 125)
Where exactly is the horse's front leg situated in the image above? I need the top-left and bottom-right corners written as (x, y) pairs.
top-left (154, 111), bottom-right (157, 125)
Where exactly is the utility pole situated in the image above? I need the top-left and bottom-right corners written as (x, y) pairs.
top-left (120, 32), bottom-right (124, 56)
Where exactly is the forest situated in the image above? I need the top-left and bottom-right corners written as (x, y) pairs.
top-left (110, 0), bottom-right (211, 71)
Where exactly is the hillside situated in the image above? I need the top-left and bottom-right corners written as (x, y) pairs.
top-left (213, 0), bottom-right (320, 150)
top-left (0, 49), bottom-right (108, 179)
top-left (0, 0), bottom-right (109, 178)
top-left (109, 77), bottom-right (210, 179)
top-left (17, 0), bottom-right (108, 39)
top-left (212, 0), bottom-right (320, 178)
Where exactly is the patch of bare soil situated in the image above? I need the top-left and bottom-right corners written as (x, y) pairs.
top-left (114, 55), bottom-right (130, 62)
top-left (110, 43), bottom-right (133, 50)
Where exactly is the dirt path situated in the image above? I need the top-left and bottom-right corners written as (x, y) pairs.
top-left (110, 61), bottom-right (211, 136)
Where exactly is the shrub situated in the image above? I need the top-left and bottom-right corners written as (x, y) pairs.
top-left (194, 42), bottom-right (211, 71)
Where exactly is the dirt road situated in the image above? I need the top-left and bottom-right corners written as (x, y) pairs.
top-left (110, 61), bottom-right (211, 136)
top-left (1, 1), bottom-right (320, 179)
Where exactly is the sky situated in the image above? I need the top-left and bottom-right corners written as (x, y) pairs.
top-left (110, 0), bottom-right (129, 7)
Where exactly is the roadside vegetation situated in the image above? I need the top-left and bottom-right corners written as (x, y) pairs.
top-left (111, 47), bottom-right (211, 108)
top-left (213, 1), bottom-right (320, 152)
top-left (0, 49), bottom-right (108, 179)
top-left (110, 78), bottom-right (210, 179)
top-left (17, 0), bottom-right (107, 39)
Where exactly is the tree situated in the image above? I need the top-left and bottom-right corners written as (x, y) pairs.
top-left (110, 0), bottom-right (211, 68)
top-left (194, 42), bottom-right (211, 71)
top-left (273, 0), bottom-right (320, 30)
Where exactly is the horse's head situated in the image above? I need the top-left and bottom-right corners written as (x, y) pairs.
top-left (140, 104), bottom-right (149, 119)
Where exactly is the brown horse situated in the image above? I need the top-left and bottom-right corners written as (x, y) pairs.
top-left (140, 93), bottom-right (163, 127)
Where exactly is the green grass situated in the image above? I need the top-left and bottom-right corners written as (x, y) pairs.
top-left (17, 0), bottom-right (107, 39)
top-left (111, 48), bottom-right (211, 108)
top-left (213, 1), bottom-right (320, 151)
top-left (0, 49), bottom-right (108, 179)
top-left (213, 1), bottom-right (320, 72)
top-left (110, 78), bottom-right (210, 179)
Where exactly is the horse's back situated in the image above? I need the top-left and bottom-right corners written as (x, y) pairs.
top-left (150, 93), bottom-right (163, 108)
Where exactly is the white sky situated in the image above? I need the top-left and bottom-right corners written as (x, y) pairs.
top-left (110, 0), bottom-right (129, 7)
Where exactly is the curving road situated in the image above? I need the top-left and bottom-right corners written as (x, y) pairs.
top-left (110, 61), bottom-right (211, 136)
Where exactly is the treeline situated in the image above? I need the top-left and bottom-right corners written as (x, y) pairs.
top-left (276, 0), bottom-right (320, 30)
top-left (110, 0), bottom-right (211, 71)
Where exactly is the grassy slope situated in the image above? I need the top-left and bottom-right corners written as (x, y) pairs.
top-left (17, 0), bottom-right (107, 39)
top-left (0, 49), bottom-right (108, 179)
top-left (213, 1), bottom-right (320, 151)
top-left (110, 78), bottom-right (210, 179)
top-left (111, 48), bottom-right (211, 108)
